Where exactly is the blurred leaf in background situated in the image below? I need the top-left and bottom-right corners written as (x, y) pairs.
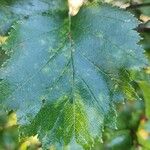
top-left (0, 110), bottom-right (19, 150)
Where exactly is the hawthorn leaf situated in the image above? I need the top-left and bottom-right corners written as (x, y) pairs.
top-left (0, 1), bottom-right (147, 149)
top-left (0, 0), bottom-right (67, 35)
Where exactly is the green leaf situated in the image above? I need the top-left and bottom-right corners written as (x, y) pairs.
top-left (105, 130), bottom-right (132, 150)
top-left (138, 81), bottom-right (150, 119)
top-left (139, 0), bottom-right (150, 17)
top-left (131, 69), bottom-right (150, 119)
top-left (0, 0), bottom-right (67, 35)
top-left (0, 1), bottom-right (147, 149)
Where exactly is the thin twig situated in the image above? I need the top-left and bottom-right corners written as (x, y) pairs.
top-left (137, 25), bottom-right (150, 32)
top-left (136, 20), bottom-right (150, 32)
top-left (127, 2), bottom-right (150, 9)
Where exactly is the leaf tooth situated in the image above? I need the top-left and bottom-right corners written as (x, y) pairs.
top-left (11, 25), bottom-right (17, 30)
top-left (103, 3), bottom-right (140, 27)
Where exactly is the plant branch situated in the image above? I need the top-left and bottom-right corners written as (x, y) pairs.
top-left (137, 24), bottom-right (150, 32)
top-left (127, 2), bottom-right (150, 9)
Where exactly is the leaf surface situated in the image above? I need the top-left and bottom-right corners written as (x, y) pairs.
top-left (0, 1), bottom-right (147, 148)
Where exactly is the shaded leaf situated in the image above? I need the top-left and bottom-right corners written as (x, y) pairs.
top-left (0, 1), bottom-right (147, 148)
top-left (138, 81), bottom-right (150, 118)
